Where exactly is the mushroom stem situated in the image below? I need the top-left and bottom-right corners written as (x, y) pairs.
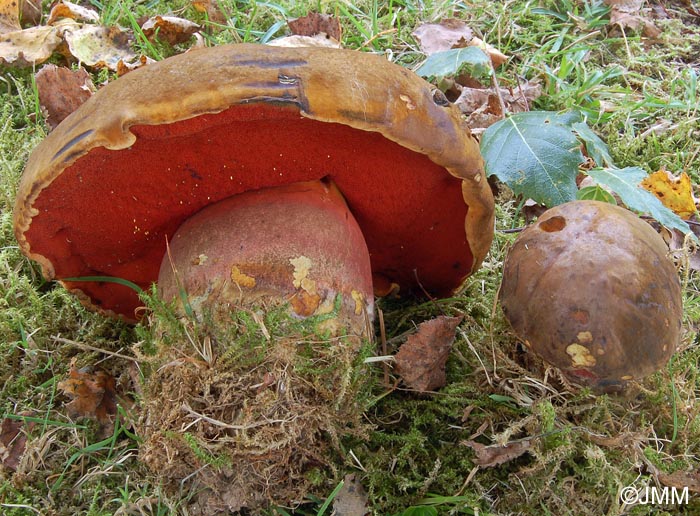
top-left (157, 179), bottom-right (375, 337)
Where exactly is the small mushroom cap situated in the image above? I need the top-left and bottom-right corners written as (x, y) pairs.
top-left (14, 43), bottom-right (494, 319)
top-left (500, 200), bottom-right (682, 387)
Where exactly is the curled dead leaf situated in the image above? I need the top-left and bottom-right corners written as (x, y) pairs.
top-left (462, 439), bottom-right (531, 467)
top-left (604, 0), bottom-right (661, 38)
top-left (63, 24), bottom-right (138, 70)
top-left (58, 358), bottom-right (117, 437)
top-left (141, 15), bottom-right (200, 46)
top-left (288, 12), bottom-right (341, 41)
top-left (394, 316), bottom-right (462, 392)
top-left (412, 19), bottom-right (507, 67)
top-left (0, 413), bottom-right (34, 472)
top-left (0, 25), bottom-right (61, 66)
top-left (47, 0), bottom-right (99, 25)
top-left (35, 64), bottom-right (94, 129)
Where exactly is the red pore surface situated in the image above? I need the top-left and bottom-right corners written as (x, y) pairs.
top-left (27, 103), bottom-right (471, 318)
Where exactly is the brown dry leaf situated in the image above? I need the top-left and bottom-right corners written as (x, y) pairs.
top-left (58, 359), bottom-right (117, 436)
top-left (604, 0), bottom-right (661, 37)
top-left (191, 0), bottom-right (225, 25)
top-left (141, 15), bottom-right (200, 46)
top-left (267, 34), bottom-right (342, 49)
top-left (394, 316), bottom-right (462, 392)
top-left (0, 25), bottom-right (61, 65)
top-left (288, 12), bottom-right (341, 41)
top-left (35, 64), bottom-right (94, 129)
top-left (412, 19), bottom-right (472, 55)
top-left (640, 170), bottom-right (698, 220)
top-left (657, 470), bottom-right (700, 493)
top-left (0, 0), bottom-right (21, 32)
top-left (19, 0), bottom-right (41, 27)
top-left (116, 53), bottom-right (154, 76)
top-left (412, 19), bottom-right (507, 66)
top-left (462, 439), bottom-right (531, 467)
top-left (456, 80), bottom-right (542, 130)
top-left (333, 473), bottom-right (369, 516)
top-left (46, 0), bottom-right (99, 25)
top-left (63, 24), bottom-right (138, 70)
top-left (665, 224), bottom-right (700, 271)
top-left (0, 414), bottom-right (34, 472)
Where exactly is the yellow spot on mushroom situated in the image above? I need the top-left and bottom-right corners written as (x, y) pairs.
top-left (577, 331), bottom-right (593, 344)
top-left (290, 256), bottom-right (317, 295)
top-left (230, 266), bottom-right (256, 288)
top-left (192, 254), bottom-right (208, 266)
top-left (351, 290), bottom-right (364, 315)
top-left (566, 343), bottom-right (596, 368)
top-left (399, 94), bottom-right (416, 110)
top-left (621, 375), bottom-right (633, 381)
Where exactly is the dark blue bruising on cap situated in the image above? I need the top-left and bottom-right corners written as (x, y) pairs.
top-left (53, 129), bottom-right (95, 163)
top-left (231, 59), bottom-right (308, 68)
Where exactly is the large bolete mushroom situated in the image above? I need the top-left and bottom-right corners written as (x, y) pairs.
top-left (13, 44), bottom-right (494, 508)
top-left (500, 200), bottom-right (682, 392)
top-left (14, 43), bottom-right (494, 330)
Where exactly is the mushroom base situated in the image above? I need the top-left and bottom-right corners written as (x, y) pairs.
top-left (157, 179), bottom-right (374, 336)
top-left (137, 301), bottom-right (374, 512)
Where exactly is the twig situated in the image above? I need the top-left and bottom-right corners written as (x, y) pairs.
top-left (53, 336), bottom-right (138, 362)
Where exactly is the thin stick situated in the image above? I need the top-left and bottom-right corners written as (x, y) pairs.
top-left (53, 336), bottom-right (138, 362)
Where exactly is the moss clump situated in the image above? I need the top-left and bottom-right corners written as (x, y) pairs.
top-left (135, 296), bottom-right (375, 514)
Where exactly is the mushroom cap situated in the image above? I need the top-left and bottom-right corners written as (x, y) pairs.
top-left (500, 200), bottom-right (682, 389)
top-left (14, 43), bottom-right (494, 319)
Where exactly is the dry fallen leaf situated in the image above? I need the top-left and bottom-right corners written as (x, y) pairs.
top-left (268, 34), bottom-right (342, 49)
top-left (63, 24), bottom-right (138, 70)
top-left (604, 0), bottom-right (661, 37)
top-left (0, 25), bottom-right (61, 65)
top-left (47, 0), bottom-right (99, 25)
top-left (19, 0), bottom-right (41, 27)
top-left (333, 473), bottom-right (369, 516)
top-left (35, 64), bottom-right (94, 129)
top-left (412, 19), bottom-right (507, 66)
top-left (141, 15), bottom-right (200, 46)
top-left (657, 470), bottom-right (700, 493)
top-left (191, 0), bottom-right (225, 25)
top-left (0, 0), bottom-right (21, 32)
top-left (641, 170), bottom-right (698, 220)
top-left (288, 12), bottom-right (341, 41)
top-left (462, 439), bottom-right (531, 467)
top-left (456, 80), bottom-right (542, 130)
top-left (394, 316), bottom-right (462, 392)
top-left (58, 358), bottom-right (117, 437)
top-left (0, 414), bottom-right (34, 472)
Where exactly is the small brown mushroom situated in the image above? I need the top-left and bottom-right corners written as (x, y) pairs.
top-left (13, 43), bottom-right (494, 333)
top-left (500, 200), bottom-right (682, 391)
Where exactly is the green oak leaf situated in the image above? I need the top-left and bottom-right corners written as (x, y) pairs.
top-left (481, 111), bottom-right (585, 207)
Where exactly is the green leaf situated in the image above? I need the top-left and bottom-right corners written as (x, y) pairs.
top-left (586, 167), bottom-right (693, 236)
top-left (415, 47), bottom-right (491, 80)
top-left (572, 121), bottom-right (614, 167)
top-left (577, 185), bottom-right (617, 204)
top-left (481, 111), bottom-right (586, 207)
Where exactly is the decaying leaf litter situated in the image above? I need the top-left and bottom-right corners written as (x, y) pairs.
top-left (1, 0), bottom-right (700, 515)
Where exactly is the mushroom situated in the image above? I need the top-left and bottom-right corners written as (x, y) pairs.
top-left (13, 43), bottom-right (494, 332)
top-left (500, 200), bottom-right (682, 391)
